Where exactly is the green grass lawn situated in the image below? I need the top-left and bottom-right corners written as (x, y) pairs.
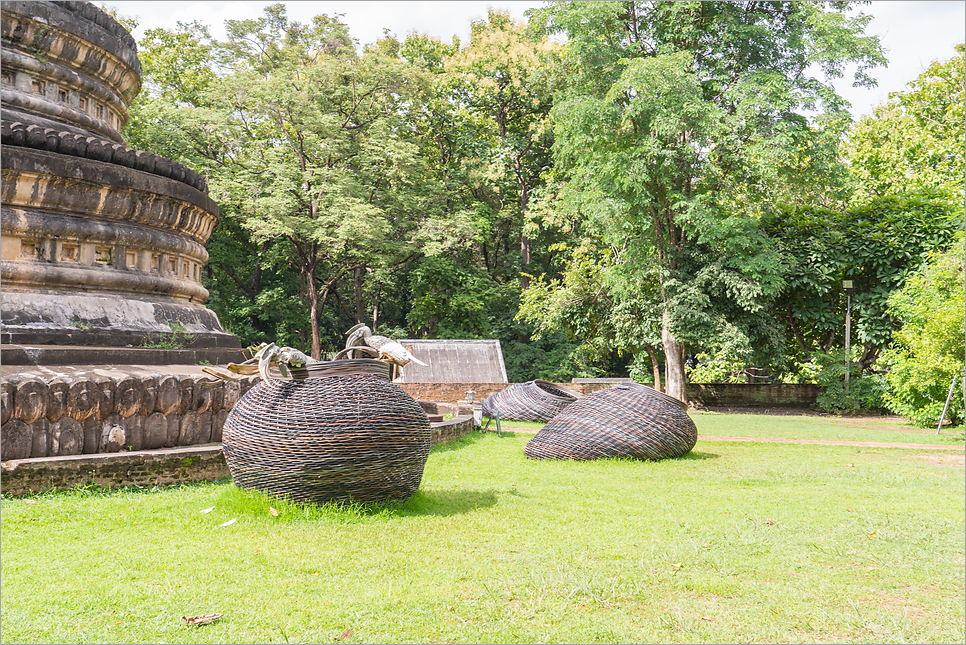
top-left (2, 415), bottom-right (963, 644)
top-left (691, 411), bottom-right (965, 446)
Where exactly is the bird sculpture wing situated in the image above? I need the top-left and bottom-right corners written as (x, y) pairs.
top-left (367, 335), bottom-right (428, 367)
top-left (277, 347), bottom-right (316, 367)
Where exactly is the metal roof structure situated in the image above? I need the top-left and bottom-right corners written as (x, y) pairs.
top-left (394, 339), bottom-right (508, 383)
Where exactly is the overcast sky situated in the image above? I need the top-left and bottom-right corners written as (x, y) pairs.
top-left (108, 1), bottom-right (965, 120)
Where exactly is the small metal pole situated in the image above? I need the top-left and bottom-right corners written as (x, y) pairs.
top-left (845, 292), bottom-right (851, 396)
top-left (937, 375), bottom-right (958, 434)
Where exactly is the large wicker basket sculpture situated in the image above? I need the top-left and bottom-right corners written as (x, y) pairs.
top-left (222, 359), bottom-right (431, 504)
top-left (524, 383), bottom-right (697, 461)
top-left (481, 380), bottom-right (582, 422)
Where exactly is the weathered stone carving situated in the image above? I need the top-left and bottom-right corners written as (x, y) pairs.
top-left (13, 376), bottom-right (49, 424)
top-left (113, 376), bottom-right (143, 418)
top-left (0, 381), bottom-right (13, 425)
top-left (1, 373), bottom-right (258, 459)
top-left (50, 416), bottom-right (83, 456)
top-left (46, 379), bottom-right (69, 422)
top-left (1, 1), bottom-right (239, 353)
top-left (1, 419), bottom-right (32, 460)
top-left (65, 379), bottom-right (101, 421)
top-left (155, 375), bottom-right (182, 416)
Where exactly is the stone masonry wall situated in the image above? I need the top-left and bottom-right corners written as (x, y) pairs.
top-left (1, 373), bottom-right (258, 461)
top-left (401, 381), bottom-right (820, 408)
top-left (2, 376), bottom-right (822, 463)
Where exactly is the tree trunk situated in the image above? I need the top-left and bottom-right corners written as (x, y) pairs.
top-left (518, 170), bottom-right (531, 290)
top-left (354, 267), bottom-right (365, 324)
top-left (662, 308), bottom-right (687, 403)
top-left (521, 233), bottom-right (531, 289)
top-left (645, 343), bottom-right (662, 392)
top-left (305, 271), bottom-right (322, 360)
top-left (372, 293), bottom-right (380, 333)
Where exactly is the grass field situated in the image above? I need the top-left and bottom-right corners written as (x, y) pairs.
top-left (1, 413), bottom-right (963, 644)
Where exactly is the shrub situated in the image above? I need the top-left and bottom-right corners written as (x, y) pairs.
top-left (813, 350), bottom-right (889, 413)
top-left (882, 234), bottom-right (965, 427)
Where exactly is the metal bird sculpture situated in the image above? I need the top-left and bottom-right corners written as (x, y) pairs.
top-left (213, 342), bottom-right (321, 382)
top-left (344, 324), bottom-right (428, 367)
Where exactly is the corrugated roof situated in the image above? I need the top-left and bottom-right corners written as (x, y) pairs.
top-left (395, 339), bottom-right (508, 383)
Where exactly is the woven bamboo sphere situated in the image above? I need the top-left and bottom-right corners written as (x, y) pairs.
top-left (481, 380), bottom-right (581, 422)
top-left (223, 360), bottom-right (431, 504)
top-left (524, 383), bottom-right (697, 461)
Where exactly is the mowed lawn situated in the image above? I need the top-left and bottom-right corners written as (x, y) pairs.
top-left (1, 413), bottom-right (963, 644)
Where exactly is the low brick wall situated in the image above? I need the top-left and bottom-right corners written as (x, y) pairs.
top-left (404, 380), bottom-right (820, 408)
top-left (0, 444), bottom-right (228, 497)
top-left (399, 381), bottom-right (611, 404)
top-left (399, 382), bottom-right (506, 404)
top-left (688, 383), bottom-right (819, 408)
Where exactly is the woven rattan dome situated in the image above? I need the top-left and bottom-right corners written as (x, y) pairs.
top-left (223, 359), bottom-right (431, 504)
top-left (524, 383), bottom-right (696, 461)
top-left (481, 380), bottom-right (581, 422)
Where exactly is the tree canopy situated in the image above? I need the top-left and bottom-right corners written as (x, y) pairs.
top-left (125, 2), bottom-right (961, 411)
top-left (521, 0), bottom-right (886, 400)
top-left (845, 44), bottom-right (965, 205)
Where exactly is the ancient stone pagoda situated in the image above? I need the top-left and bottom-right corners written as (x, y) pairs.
top-left (0, 0), bottom-right (240, 361)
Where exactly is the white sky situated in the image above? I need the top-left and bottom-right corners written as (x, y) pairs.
top-left (107, 1), bottom-right (965, 120)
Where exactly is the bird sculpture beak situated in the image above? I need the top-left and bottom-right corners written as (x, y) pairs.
top-left (345, 323), bottom-right (368, 336)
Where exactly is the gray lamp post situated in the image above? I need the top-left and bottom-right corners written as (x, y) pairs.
top-left (843, 279), bottom-right (855, 395)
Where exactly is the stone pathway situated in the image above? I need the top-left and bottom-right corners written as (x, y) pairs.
top-left (498, 427), bottom-right (963, 451)
top-left (697, 435), bottom-right (963, 451)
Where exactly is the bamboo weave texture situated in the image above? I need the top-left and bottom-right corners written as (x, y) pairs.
top-left (524, 383), bottom-right (697, 461)
top-left (223, 361), bottom-right (431, 505)
top-left (481, 380), bottom-right (582, 422)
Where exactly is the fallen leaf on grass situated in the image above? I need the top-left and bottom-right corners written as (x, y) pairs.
top-left (219, 518), bottom-right (237, 527)
top-left (183, 613), bottom-right (222, 627)
top-left (24, 499), bottom-right (36, 505)
top-left (336, 627), bottom-right (352, 641)
top-left (867, 531), bottom-right (877, 537)
top-left (200, 506), bottom-right (215, 514)
top-left (269, 507), bottom-right (279, 517)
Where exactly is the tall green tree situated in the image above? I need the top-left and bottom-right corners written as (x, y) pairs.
top-left (442, 9), bottom-right (557, 287)
top-left (126, 20), bottom-right (309, 348)
top-left (525, 1), bottom-right (885, 400)
top-left (133, 6), bottom-right (473, 358)
top-left (763, 195), bottom-right (962, 372)
top-left (845, 44), bottom-right (965, 205)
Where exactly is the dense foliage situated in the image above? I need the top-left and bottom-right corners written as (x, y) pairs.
top-left (124, 2), bottom-right (962, 410)
top-left (845, 44), bottom-right (965, 204)
top-left (763, 194), bottom-right (962, 373)
top-left (882, 234), bottom-right (965, 427)
top-left (519, 0), bottom-right (884, 400)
